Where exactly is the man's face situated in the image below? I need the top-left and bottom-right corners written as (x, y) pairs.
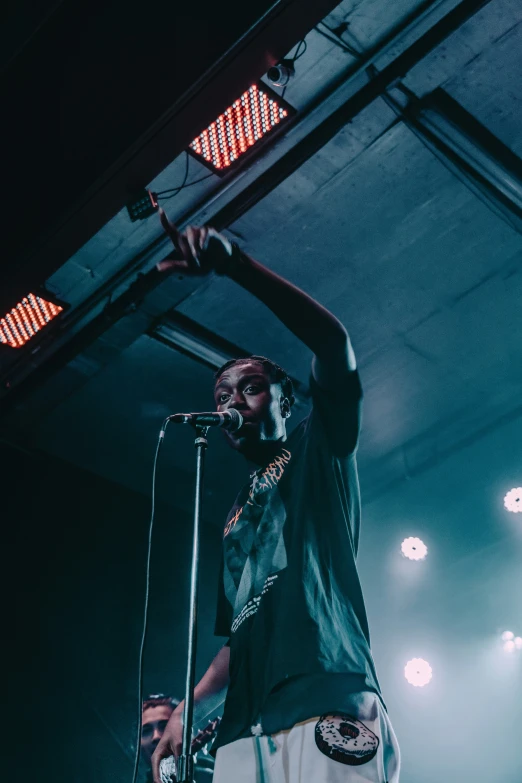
top-left (214, 361), bottom-right (289, 460)
top-left (141, 704), bottom-right (173, 764)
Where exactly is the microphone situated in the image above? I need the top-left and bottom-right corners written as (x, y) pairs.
top-left (167, 409), bottom-right (244, 433)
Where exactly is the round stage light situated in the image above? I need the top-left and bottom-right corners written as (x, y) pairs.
top-left (267, 60), bottom-right (295, 87)
top-left (503, 640), bottom-right (516, 653)
top-left (404, 658), bottom-right (432, 686)
top-left (514, 637), bottom-right (522, 650)
top-left (503, 487), bottom-right (522, 513)
top-left (501, 631), bottom-right (515, 641)
top-left (401, 537), bottom-right (428, 560)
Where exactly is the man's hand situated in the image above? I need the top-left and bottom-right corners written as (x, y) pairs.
top-left (150, 646), bottom-right (230, 782)
top-left (157, 208), bottom-right (233, 275)
top-left (151, 704), bottom-right (183, 783)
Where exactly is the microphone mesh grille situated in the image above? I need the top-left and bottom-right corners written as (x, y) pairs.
top-left (227, 408), bottom-right (244, 432)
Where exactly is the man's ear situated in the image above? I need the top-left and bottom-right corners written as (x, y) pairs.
top-left (280, 397), bottom-right (291, 419)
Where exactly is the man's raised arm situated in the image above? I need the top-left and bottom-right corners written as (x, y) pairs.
top-left (227, 248), bottom-right (356, 389)
top-left (157, 211), bottom-right (356, 389)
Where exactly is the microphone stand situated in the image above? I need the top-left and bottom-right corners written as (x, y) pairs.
top-left (177, 425), bottom-right (209, 783)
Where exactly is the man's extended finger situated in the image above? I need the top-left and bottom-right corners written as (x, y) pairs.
top-left (185, 225), bottom-right (201, 265)
top-left (156, 255), bottom-right (191, 273)
top-left (151, 742), bottom-right (167, 783)
top-left (159, 208), bottom-right (180, 245)
top-left (197, 225), bottom-right (209, 252)
top-left (177, 232), bottom-right (196, 265)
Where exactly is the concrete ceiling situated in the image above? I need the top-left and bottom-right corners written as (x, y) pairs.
top-left (3, 1), bottom-right (522, 781)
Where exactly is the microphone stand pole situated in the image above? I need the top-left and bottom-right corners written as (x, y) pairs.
top-left (177, 425), bottom-right (209, 783)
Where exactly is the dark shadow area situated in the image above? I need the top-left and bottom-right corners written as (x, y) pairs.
top-left (4, 440), bottom-right (222, 781)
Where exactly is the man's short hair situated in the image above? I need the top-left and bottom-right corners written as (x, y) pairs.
top-left (214, 355), bottom-right (295, 407)
top-left (142, 694), bottom-right (180, 712)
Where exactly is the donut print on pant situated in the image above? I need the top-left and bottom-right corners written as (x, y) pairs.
top-left (315, 713), bottom-right (379, 766)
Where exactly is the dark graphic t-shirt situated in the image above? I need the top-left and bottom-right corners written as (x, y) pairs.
top-left (213, 369), bottom-right (382, 752)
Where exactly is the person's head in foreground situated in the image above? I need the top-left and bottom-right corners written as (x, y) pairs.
top-left (214, 355), bottom-right (296, 464)
top-left (141, 694), bottom-right (180, 765)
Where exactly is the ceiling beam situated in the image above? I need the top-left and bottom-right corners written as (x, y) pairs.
top-left (0, 0), bottom-right (495, 417)
top-left (208, 0), bottom-right (494, 230)
top-left (2, 0), bottom-right (341, 316)
top-left (396, 87), bottom-right (522, 232)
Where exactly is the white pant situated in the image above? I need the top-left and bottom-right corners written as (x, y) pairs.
top-left (213, 700), bottom-right (400, 782)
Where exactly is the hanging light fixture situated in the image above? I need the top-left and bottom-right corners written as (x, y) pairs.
top-left (188, 83), bottom-right (294, 175)
top-left (0, 292), bottom-right (65, 349)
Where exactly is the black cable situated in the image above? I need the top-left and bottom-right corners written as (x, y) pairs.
top-left (290, 38), bottom-right (307, 62)
top-left (130, 418), bottom-right (170, 783)
top-left (180, 152), bottom-right (190, 188)
top-left (155, 151), bottom-right (190, 196)
top-left (157, 173), bottom-right (213, 201)
top-left (277, 38), bottom-right (307, 99)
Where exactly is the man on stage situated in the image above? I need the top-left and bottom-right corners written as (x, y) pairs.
top-left (141, 694), bottom-right (179, 781)
top-left (152, 211), bottom-right (400, 782)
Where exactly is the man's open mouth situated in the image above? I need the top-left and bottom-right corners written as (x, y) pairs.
top-left (237, 420), bottom-right (257, 433)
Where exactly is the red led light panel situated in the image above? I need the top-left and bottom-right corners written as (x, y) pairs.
top-left (189, 84), bottom-right (292, 174)
top-left (0, 293), bottom-right (63, 348)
